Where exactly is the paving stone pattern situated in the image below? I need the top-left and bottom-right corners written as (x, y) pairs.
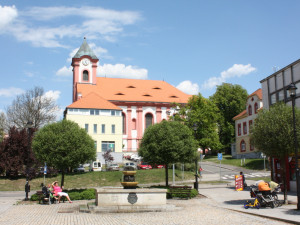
top-left (0, 198), bottom-right (286, 225)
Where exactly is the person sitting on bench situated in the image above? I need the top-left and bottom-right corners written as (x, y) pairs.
top-left (52, 181), bottom-right (72, 203)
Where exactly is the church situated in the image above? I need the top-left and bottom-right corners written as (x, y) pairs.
top-left (65, 38), bottom-right (192, 163)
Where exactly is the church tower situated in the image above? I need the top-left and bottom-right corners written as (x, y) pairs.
top-left (72, 37), bottom-right (99, 102)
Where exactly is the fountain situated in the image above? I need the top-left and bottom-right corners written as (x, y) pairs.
top-left (87, 166), bottom-right (171, 213)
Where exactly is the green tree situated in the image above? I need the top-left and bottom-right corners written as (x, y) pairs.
top-left (32, 120), bottom-right (96, 186)
top-left (210, 83), bottom-right (248, 153)
top-left (175, 94), bottom-right (222, 153)
top-left (138, 120), bottom-right (197, 187)
top-left (251, 103), bottom-right (300, 203)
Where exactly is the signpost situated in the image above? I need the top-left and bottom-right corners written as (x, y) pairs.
top-left (43, 162), bottom-right (47, 185)
top-left (218, 153), bottom-right (222, 180)
top-left (235, 175), bottom-right (244, 191)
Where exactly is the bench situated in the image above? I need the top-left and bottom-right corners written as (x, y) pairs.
top-left (167, 185), bottom-right (193, 199)
top-left (35, 190), bottom-right (66, 204)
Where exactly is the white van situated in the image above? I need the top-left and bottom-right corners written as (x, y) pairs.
top-left (90, 161), bottom-right (102, 171)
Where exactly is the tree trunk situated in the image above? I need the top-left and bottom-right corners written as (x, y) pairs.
top-left (280, 158), bottom-right (288, 204)
top-left (165, 164), bottom-right (169, 187)
top-left (61, 170), bottom-right (65, 187)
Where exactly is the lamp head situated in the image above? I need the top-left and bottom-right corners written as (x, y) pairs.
top-left (287, 83), bottom-right (297, 97)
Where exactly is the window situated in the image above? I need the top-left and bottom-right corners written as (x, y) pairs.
top-left (112, 124), bottom-right (115, 134)
top-left (240, 140), bottom-right (246, 152)
top-left (102, 141), bottom-right (115, 152)
top-left (145, 113), bottom-right (153, 129)
top-left (278, 90), bottom-right (284, 101)
top-left (95, 110), bottom-right (99, 115)
top-left (238, 123), bottom-right (241, 136)
top-left (122, 113), bottom-right (126, 134)
top-left (243, 122), bottom-right (247, 135)
top-left (111, 110), bottom-right (116, 116)
top-left (85, 124), bottom-right (89, 132)
top-left (248, 105), bottom-right (252, 116)
top-left (101, 124), bottom-right (105, 134)
top-left (254, 103), bottom-right (258, 114)
top-left (94, 141), bottom-right (97, 150)
top-left (250, 139), bottom-right (254, 151)
top-left (270, 93), bottom-right (276, 105)
top-left (132, 119), bottom-right (136, 130)
top-left (94, 124), bottom-right (97, 134)
top-left (249, 120), bottom-right (253, 133)
top-left (83, 70), bottom-right (89, 81)
top-left (90, 109), bottom-right (94, 115)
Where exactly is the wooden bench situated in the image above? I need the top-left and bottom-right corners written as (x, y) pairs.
top-left (167, 185), bottom-right (193, 199)
top-left (35, 190), bottom-right (66, 204)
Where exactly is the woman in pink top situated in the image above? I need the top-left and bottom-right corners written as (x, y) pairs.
top-left (52, 181), bottom-right (72, 203)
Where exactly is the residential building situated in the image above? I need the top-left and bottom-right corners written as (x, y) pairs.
top-left (260, 58), bottom-right (300, 191)
top-left (232, 89), bottom-right (263, 159)
top-left (65, 38), bottom-right (191, 163)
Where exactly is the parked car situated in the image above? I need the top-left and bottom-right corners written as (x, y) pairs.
top-left (107, 163), bottom-right (120, 171)
top-left (153, 165), bottom-right (165, 169)
top-left (90, 161), bottom-right (102, 171)
top-left (137, 162), bottom-right (152, 170)
top-left (131, 154), bottom-right (142, 162)
top-left (125, 162), bottom-right (137, 170)
top-left (74, 165), bottom-right (85, 173)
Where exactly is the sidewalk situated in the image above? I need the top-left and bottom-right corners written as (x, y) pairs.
top-left (199, 180), bottom-right (300, 224)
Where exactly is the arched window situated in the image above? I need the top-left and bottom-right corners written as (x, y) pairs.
top-left (248, 105), bottom-right (252, 116)
top-left (254, 103), bottom-right (258, 114)
top-left (240, 140), bottom-right (246, 152)
top-left (145, 113), bottom-right (153, 129)
top-left (83, 70), bottom-right (89, 81)
top-left (132, 118), bottom-right (136, 130)
top-left (122, 113), bottom-right (126, 134)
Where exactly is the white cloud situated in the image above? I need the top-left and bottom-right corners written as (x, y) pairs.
top-left (0, 5), bottom-right (17, 29)
top-left (0, 87), bottom-right (24, 97)
top-left (43, 90), bottom-right (61, 101)
top-left (176, 81), bottom-right (199, 95)
top-left (56, 66), bottom-right (72, 77)
top-left (97, 64), bottom-right (148, 79)
top-left (0, 5), bottom-right (141, 48)
top-left (202, 64), bottom-right (256, 90)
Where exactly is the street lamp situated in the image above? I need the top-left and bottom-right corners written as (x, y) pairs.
top-left (25, 121), bottom-right (33, 201)
top-left (193, 123), bottom-right (199, 191)
top-left (287, 83), bottom-right (300, 210)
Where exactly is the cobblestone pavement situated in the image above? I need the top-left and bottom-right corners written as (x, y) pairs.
top-left (0, 198), bottom-right (288, 225)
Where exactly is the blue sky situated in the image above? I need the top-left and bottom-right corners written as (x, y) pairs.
top-left (1, 0), bottom-right (300, 118)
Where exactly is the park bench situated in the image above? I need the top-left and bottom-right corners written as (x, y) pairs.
top-left (167, 185), bottom-right (192, 199)
top-left (35, 190), bottom-right (66, 204)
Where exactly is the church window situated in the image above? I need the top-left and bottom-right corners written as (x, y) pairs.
top-left (122, 113), bottom-right (126, 134)
top-left (145, 113), bottom-right (153, 129)
top-left (83, 70), bottom-right (89, 81)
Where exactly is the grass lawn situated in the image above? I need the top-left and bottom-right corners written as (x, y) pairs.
top-left (204, 155), bottom-right (269, 170)
top-left (0, 169), bottom-right (196, 191)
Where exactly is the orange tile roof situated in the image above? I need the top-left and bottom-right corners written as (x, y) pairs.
top-left (76, 77), bottom-right (192, 104)
top-left (248, 88), bottom-right (262, 100)
top-left (233, 110), bottom-right (247, 120)
top-left (67, 92), bottom-right (121, 110)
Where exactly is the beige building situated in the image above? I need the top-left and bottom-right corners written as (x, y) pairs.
top-left (232, 89), bottom-right (263, 159)
top-left (65, 93), bottom-right (123, 163)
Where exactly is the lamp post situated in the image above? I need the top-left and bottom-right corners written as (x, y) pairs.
top-left (193, 123), bottom-right (199, 191)
top-left (25, 121), bottom-right (33, 201)
top-left (287, 83), bottom-right (300, 210)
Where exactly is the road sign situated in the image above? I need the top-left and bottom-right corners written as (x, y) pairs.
top-left (218, 153), bottom-right (223, 160)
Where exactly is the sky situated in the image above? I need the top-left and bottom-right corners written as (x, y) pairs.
top-left (1, 0), bottom-right (300, 119)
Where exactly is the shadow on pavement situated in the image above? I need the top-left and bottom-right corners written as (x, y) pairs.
top-left (223, 199), bottom-right (247, 205)
top-left (284, 208), bottom-right (300, 215)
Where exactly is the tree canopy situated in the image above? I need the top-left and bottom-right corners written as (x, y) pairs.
top-left (32, 120), bottom-right (96, 186)
top-left (6, 86), bottom-right (59, 130)
top-left (139, 120), bottom-right (197, 186)
top-left (210, 83), bottom-right (248, 152)
top-left (251, 102), bottom-right (300, 203)
top-left (175, 94), bottom-right (222, 153)
top-left (0, 127), bottom-right (37, 178)
top-left (0, 112), bottom-right (6, 142)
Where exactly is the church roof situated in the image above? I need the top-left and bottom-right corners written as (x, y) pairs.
top-left (76, 77), bottom-right (192, 104)
top-left (248, 88), bottom-right (262, 100)
top-left (73, 37), bottom-right (98, 60)
top-left (67, 92), bottom-right (121, 110)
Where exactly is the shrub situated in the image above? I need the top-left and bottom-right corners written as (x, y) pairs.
top-left (30, 194), bottom-right (39, 201)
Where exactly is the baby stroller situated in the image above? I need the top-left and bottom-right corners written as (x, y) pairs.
top-left (246, 181), bottom-right (280, 209)
top-left (41, 185), bottom-right (57, 204)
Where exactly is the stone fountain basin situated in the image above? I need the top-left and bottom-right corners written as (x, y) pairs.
top-left (122, 171), bottom-right (136, 176)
